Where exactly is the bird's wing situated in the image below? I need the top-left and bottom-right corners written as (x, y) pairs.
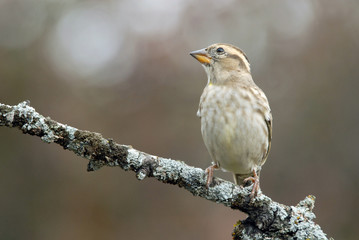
top-left (263, 111), bottom-right (272, 162)
top-left (196, 107), bottom-right (201, 118)
top-left (249, 86), bottom-right (272, 164)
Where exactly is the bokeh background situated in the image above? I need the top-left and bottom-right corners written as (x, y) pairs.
top-left (0, 0), bottom-right (358, 239)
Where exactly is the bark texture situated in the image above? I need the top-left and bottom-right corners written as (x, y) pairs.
top-left (0, 101), bottom-right (329, 240)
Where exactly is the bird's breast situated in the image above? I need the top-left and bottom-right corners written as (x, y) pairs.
top-left (199, 85), bottom-right (269, 174)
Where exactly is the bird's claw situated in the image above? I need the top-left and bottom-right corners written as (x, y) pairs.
top-left (244, 170), bottom-right (260, 198)
top-left (205, 163), bottom-right (219, 188)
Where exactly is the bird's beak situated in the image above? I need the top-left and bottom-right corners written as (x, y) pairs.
top-left (190, 48), bottom-right (211, 64)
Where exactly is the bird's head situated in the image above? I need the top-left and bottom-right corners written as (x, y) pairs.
top-left (190, 43), bottom-right (252, 85)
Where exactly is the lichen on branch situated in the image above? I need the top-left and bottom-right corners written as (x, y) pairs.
top-left (0, 101), bottom-right (329, 240)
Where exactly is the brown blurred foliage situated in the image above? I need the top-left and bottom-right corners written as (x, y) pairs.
top-left (1, 0), bottom-right (358, 239)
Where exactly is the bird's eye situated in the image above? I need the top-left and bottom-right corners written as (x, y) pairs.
top-left (216, 47), bottom-right (225, 54)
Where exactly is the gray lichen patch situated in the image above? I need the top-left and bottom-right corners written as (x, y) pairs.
top-left (71, 131), bottom-right (129, 171)
top-left (0, 101), bottom-right (130, 172)
top-left (0, 104), bottom-right (14, 126)
top-left (232, 195), bottom-right (328, 240)
top-left (1, 101), bottom-right (51, 141)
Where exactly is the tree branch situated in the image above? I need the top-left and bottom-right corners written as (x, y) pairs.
top-left (0, 101), bottom-right (329, 239)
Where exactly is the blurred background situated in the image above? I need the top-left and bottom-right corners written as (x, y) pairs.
top-left (0, 0), bottom-right (358, 239)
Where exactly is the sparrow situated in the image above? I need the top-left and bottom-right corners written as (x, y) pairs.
top-left (190, 43), bottom-right (272, 197)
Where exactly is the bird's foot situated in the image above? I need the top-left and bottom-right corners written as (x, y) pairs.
top-left (205, 163), bottom-right (219, 188)
top-left (244, 169), bottom-right (260, 198)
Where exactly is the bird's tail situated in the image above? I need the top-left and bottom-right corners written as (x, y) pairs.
top-left (233, 173), bottom-right (252, 187)
top-left (233, 169), bottom-right (261, 187)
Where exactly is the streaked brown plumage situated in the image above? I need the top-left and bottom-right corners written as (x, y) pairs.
top-left (190, 43), bottom-right (272, 197)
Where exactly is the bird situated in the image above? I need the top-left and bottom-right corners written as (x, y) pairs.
top-left (190, 43), bottom-right (272, 197)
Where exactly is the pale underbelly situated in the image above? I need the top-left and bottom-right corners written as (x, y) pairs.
top-left (201, 108), bottom-right (268, 174)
